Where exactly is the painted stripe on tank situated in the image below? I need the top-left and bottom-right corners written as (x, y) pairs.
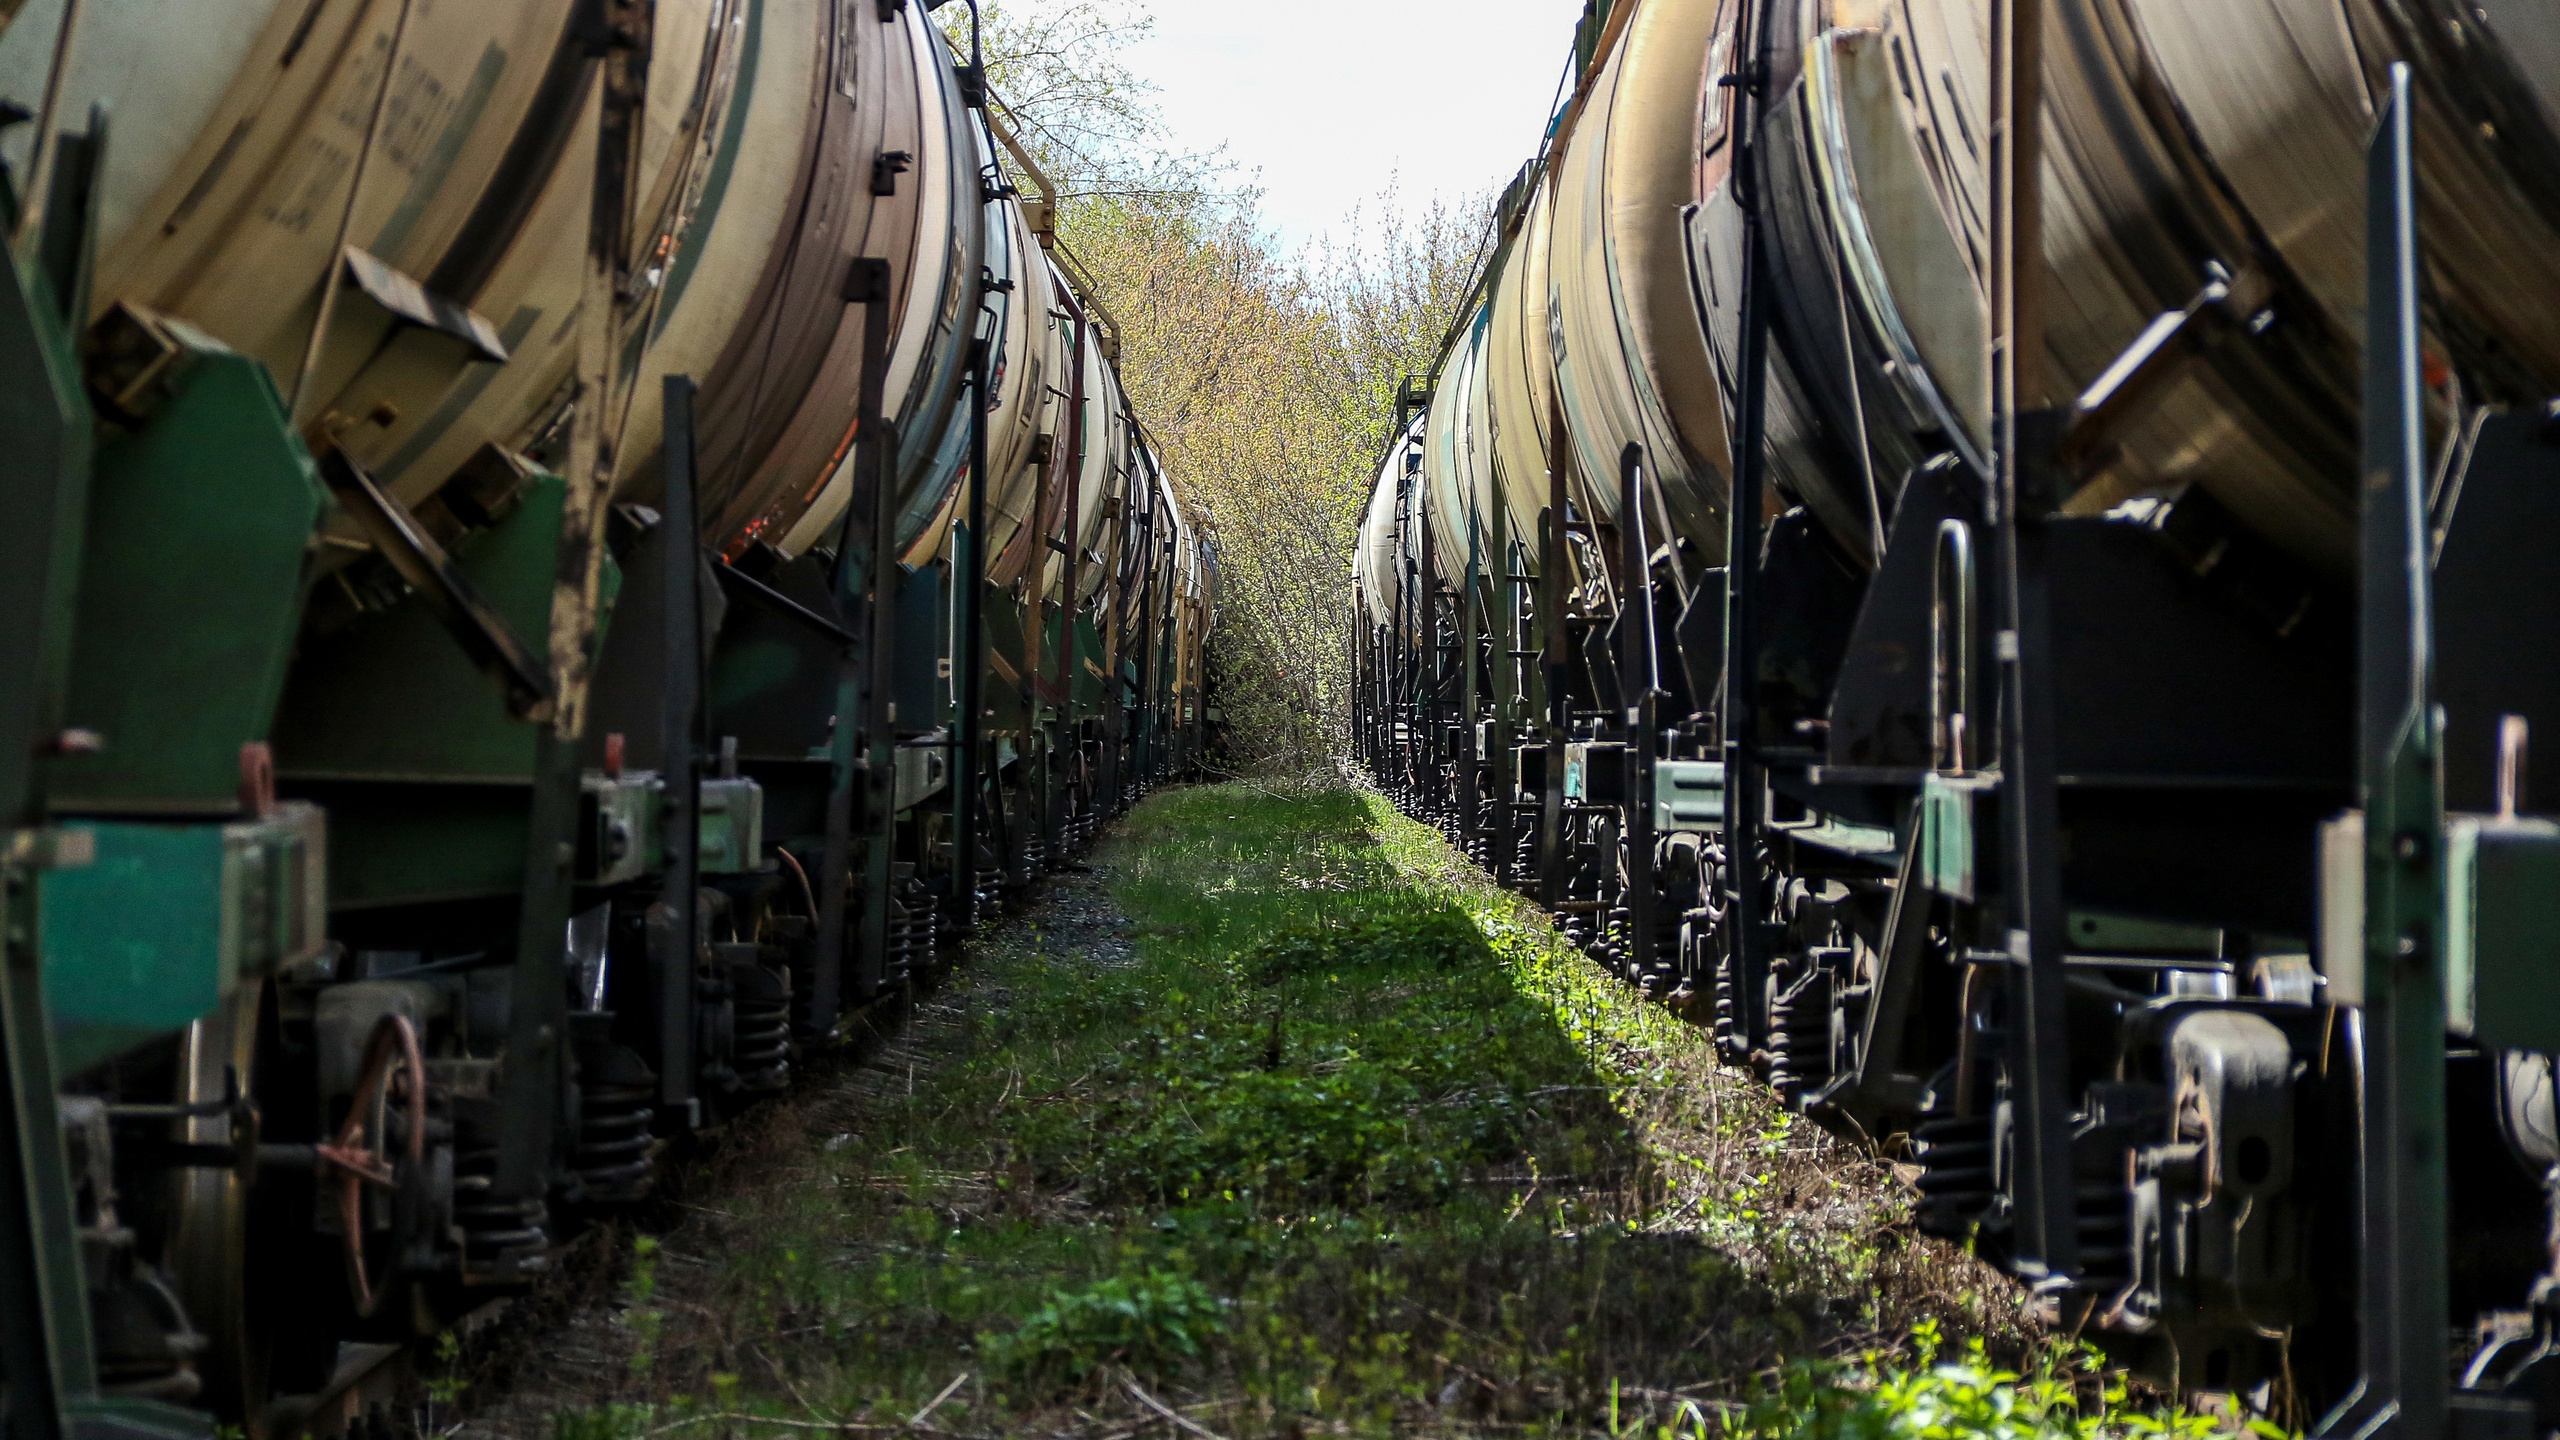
top-left (654, 0), bottom-right (763, 340)
top-left (369, 42), bottom-right (510, 260)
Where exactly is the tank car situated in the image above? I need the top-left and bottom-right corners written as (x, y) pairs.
top-left (0, 0), bottom-right (1212, 1433)
top-left (1358, 0), bottom-right (2560, 1428)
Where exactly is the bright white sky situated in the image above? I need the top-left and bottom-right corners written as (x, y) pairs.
top-left (1121, 0), bottom-right (1592, 252)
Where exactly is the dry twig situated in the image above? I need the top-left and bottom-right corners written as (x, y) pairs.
top-left (1122, 1380), bottom-right (1229, 1440)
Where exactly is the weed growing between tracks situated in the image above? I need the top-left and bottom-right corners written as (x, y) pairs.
top-left (542, 784), bottom-right (2228, 1438)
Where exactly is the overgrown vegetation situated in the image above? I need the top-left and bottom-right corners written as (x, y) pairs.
top-left (948, 2), bottom-right (1487, 773)
top-left (512, 786), bottom-right (2245, 1437)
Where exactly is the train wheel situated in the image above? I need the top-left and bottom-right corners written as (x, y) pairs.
top-left (164, 982), bottom-right (332, 1428)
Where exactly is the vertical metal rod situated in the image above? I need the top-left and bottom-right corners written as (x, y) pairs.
top-left (1406, 476), bottom-right (1419, 795)
top-left (11, 0), bottom-right (84, 255)
top-left (1096, 449), bottom-right (1127, 813)
top-left (1153, 480), bottom-right (1175, 780)
top-left (1376, 615), bottom-right (1390, 777)
top-left (1620, 442), bottom-right (1659, 984)
top-left (1151, 531), bottom-right (1172, 784)
top-left (655, 375), bottom-right (703, 1116)
top-left (813, 258), bottom-right (897, 1030)
top-left (1420, 443), bottom-right (1442, 821)
top-left (951, 339), bottom-right (988, 923)
top-left (1350, 610), bottom-right (1363, 770)
top-left (1540, 386), bottom-right (1569, 910)
top-left (497, 738), bottom-right (578, 1204)
top-left (2332, 64), bottom-right (2446, 1439)
top-left (1366, 617), bottom-right (1380, 774)
top-left (1130, 481), bottom-right (1159, 792)
top-left (1723, 0), bottom-right (1775, 1059)
top-left (1986, 0), bottom-right (2076, 1282)
top-left (1488, 450), bottom-right (1517, 877)
top-left (287, 0), bottom-right (416, 425)
top-left (1052, 302), bottom-right (1086, 848)
top-left (0, 887), bottom-right (78, 1440)
top-left (857, 312), bottom-right (905, 999)
top-left (498, 6), bottom-right (652, 1206)
top-left (1390, 469), bottom-right (1408, 793)
top-left (1016, 376), bottom-right (1046, 877)
top-left (1460, 487), bottom-right (1482, 855)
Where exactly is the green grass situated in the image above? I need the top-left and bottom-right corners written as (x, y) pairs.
top-left (533, 783), bottom-right (2242, 1438)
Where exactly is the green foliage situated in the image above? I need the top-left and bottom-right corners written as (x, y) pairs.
top-left (563, 785), bottom-right (2245, 1436)
top-left (1724, 1323), bottom-right (2267, 1440)
top-left (940, 0), bottom-right (1212, 200)
top-left (983, 1267), bottom-right (1229, 1388)
top-left (1241, 905), bottom-right (1483, 981)
top-left (550, 1402), bottom-right (657, 1440)
top-left (943, 1), bottom-right (1490, 773)
top-left (424, 1331), bottom-right (468, 1407)
top-left (622, 1234), bottom-right (664, 1376)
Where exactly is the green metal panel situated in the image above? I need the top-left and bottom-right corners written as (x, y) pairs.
top-left (697, 777), bottom-right (763, 872)
top-left (1652, 758), bottom-right (1724, 831)
top-left (705, 564), bottom-right (841, 764)
top-left (1920, 771), bottom-right (1994, 902)
top-left (2444, 814), bottom-right (2560, 1049)
top-left (39, 826), bottom-right (229, 1073)
top-left (0, 233), bottom-right (91, 834)
top-left (52, 344), bottom-right (324, 812)
top-left (271, 473), bottom-right (616, 907)
top-left (982, 588), bottom-right (1029, 731)
top-left (35, 805), bottom-right (325, 1075)
top-left (273, 473), bottom-right (581, 782)
top-left (893, 562), bottom-right (947, 731)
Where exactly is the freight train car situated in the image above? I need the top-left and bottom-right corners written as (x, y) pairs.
top-left (0, 0), bottom-right (1212, 1434)
top-left (1358, 0), bottom-right (2560, 1429)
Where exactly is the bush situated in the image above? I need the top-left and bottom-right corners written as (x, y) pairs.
top-left (982, 1268), bottom-right (1229, 1391)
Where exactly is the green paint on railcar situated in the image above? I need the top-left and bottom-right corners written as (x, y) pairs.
top-left (272, 472), bottom-right (619, 906)
top-left (37, 806), bottom-right (324, 1074)
top-left (52, 343), bottom-right (324, 813)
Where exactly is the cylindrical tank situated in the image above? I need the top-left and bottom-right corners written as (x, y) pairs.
top-left (0, 0), bottom-right (982, 558)
top-left (1420, 311), bottom-right (1485, 587)
top-left (980, 228), bottom-right (1064, 585)
top-left (1072, 349), bottom-right (1131, 605)
top-left (1543, 0), bottom-right (1733, 559)
top-left (912, 116), bottom-right (1054, 577)
top-left (1484, 179), bottom-right (1559, 563)
top-left (1713, 0), bottom-right (2560, 573)
top-left (779, 4), bottom-right (980, 558)
top-left (1354, 440), bottom-right (1403, 629)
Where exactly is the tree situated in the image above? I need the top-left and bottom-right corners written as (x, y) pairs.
top-left (945, 2), bottom-right (1491, 774)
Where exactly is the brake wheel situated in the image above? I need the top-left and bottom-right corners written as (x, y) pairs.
top-left (314, 1014), bottom-right (426, 1317)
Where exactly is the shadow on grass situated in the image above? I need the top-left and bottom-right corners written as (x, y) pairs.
top-left (525, 783), bottom-right (2003, 1439)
